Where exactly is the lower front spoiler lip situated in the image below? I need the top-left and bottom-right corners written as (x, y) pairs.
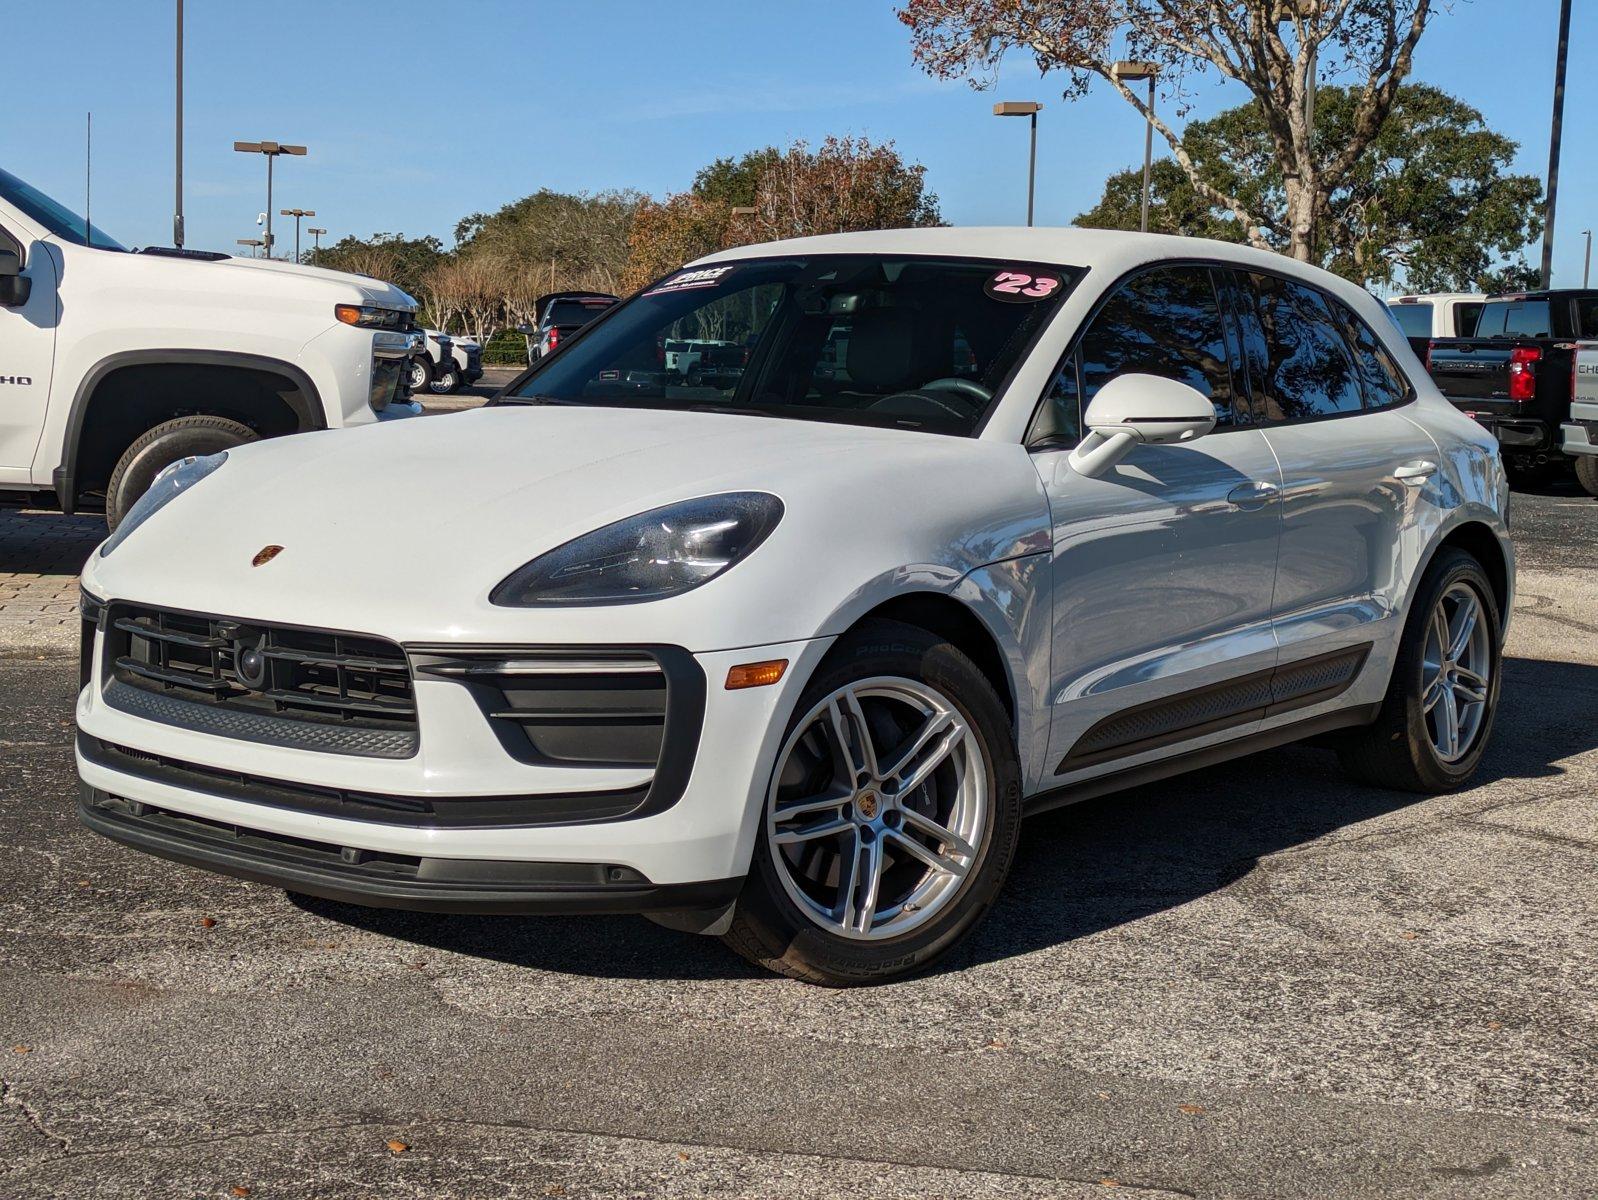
top-left (78, 785), bottom-right (742, 917)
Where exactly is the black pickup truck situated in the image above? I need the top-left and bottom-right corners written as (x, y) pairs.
top-left (1424, 289), bottom-right (1598, 493)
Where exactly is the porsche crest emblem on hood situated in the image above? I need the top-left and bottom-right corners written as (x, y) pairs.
top-left (251, 545), bottom-right (284, 567)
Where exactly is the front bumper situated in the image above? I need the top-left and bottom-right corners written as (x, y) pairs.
top-left (79, 784), bottom-right (740, 915)
top-left (74, 599), bottom-right (830, 898)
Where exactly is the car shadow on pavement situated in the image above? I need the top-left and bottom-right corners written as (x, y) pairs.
top-left (296, 654), bottom-right (1598, 982)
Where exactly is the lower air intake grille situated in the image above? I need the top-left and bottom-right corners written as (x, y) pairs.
top-left (105, 604), bottom-right (417, 756)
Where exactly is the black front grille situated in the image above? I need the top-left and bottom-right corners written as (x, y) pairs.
top-left (107, 605), bottom-right (416, 739)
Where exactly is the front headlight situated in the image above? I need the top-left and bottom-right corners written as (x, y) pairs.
top-left (98, 452), bottom-right (228, 558)
top-left (334, 303), bottom-right (410, 330)
top-left (490, 492), bottom-right (784, 607)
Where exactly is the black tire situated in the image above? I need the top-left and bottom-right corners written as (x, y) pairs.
top-left (407, 357), bottom-right (433, 395)
top-left (428, 366), bottom-right (460, 395)
top-left (720, 620), bottom-right (1023, 986)
top-left (1336, 548), bottom-right (1502, 792)
top-left (105, 415), bottom-right (258, 531)
top-left (1574, 455), bottom-right (1598, 498)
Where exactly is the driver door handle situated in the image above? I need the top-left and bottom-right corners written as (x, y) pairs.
top-left (1227, 480), bottom-right (1280, 510)
top-left (1395, 460), bottom-right (1438, 486)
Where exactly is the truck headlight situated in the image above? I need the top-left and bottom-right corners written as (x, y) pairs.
top-left (490, 493), bottom-right (783, 607)
top-left (334, 304), bottom-right (410, 330)
top-left (98, 453), bottom-right (228, 558)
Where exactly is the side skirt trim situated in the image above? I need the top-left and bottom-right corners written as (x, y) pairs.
top-left (1026, 703), bottom-right (1381, 818)
top-left (1055, 644), bottom-right (1372, 774)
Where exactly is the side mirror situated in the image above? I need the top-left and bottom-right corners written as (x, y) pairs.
top-left (516, 323), bottom-right (536, 335)
top-left (1067, 373), bottom-right (1217, 479)
top-left (0, 234), bottom-right (29, 307)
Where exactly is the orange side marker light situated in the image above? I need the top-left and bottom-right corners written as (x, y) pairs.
top-left (725, 659), bottom-right (788, 690)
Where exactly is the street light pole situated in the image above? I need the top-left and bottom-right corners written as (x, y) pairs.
top-left (1540, 0), bottom-right (1573, 290)
top-left (1584, 230), bottom-right (1593, 289)
top-left (280, 208), bottom-right (315, 263)
top-left (174, 0), bottom-right (184, 247)
top-left (236, 238), bottom-right (264, 258)
top-left (993, 102), bottom-right (1043, 226)
top-left (1111, 62), bottom-right (1161, 233)
top-left (234, 141), bottom-right (307, 258)
top-left (307, 226), bottom-right (327, 260)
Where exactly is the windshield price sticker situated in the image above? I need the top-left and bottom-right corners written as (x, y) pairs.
top-left (643, 265), bottom-right (737, 297)
top-left (985, 268), bottom-right (1064, 303)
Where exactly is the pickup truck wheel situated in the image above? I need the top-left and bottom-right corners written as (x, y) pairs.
top-left (407, 357), bottom-right (433, 394)
top-left (1574, 455), bottom-right (1598, 497)
top-left (1336, 548), bottom-right (1501, 793)
top-left (105, 415), bottom-right (258, 531)
top-left (428, 366), bottom-right (460, 394)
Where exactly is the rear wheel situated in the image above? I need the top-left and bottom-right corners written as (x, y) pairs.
top-left (1337, 548), bottom-right (1502, 792)
top-left (428, 365), bottom-right (460, 394)
top-left (721, 621), bottom-right (1022, 985)
top-left (105, 415), bottom-right (258, 531)
top-left (1574, 454), bottom-right (1598, 497)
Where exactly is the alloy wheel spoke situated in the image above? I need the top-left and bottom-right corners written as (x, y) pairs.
top-left (1430, 606), bottom-right (1452, 666)
top-left (772, 786), bottom-right (853, 824)
top-left (773, 816), bottom-right (853, 846)
top-left (1453, 678), bottom-right (1488, 706)
top-left (824, 693), bottom-right (872, 782)
top-left (1436, 690), bottom-right (1461, 759)
top-left (885, 828), bottom-right (966, 878)
top-left (887, 722), bottom-right (966, 800)
top-left (1447, 595), bottom-right (1480, 663)
top-left (900, 807), bottom-right (976, 860)
top-left (880, 709), bottom-right (957, 783)
top-left (841, 689), bottom-right (881, 780)
top-left (1422, 672), bottom-right (1448, 714)
top-left (851, 836), bottom-right (886, 934)
top-left (833, 831), bottom-right (863, 929)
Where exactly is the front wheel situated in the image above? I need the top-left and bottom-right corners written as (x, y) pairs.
top-left (105, 415), bottom-right (258, 531)
top-left (407, 357), bottom-right (433, 395)
top-left (1337, 548), bottom-right (1502, 792)
top-left (721, 621), bottom-right (1022, 985)
top-left (428, 366), bottom-right (460, 394)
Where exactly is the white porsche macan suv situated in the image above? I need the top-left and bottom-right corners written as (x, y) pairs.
top-left (76, 229), bottom-right (1513, 985)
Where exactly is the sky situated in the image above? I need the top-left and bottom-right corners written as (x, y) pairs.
top-left (5, 0), bottom-right (1596, 287)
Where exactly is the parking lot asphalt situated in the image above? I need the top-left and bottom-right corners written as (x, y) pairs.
top-left (0, 469), bottom-right (1594, 1198)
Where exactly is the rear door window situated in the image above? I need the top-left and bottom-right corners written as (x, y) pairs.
top-left (1241, 273), bottom-right (1363, 421)
top-left (1329, 299), bottom-right (1413, 411)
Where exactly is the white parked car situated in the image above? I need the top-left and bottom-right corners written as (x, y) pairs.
top-left (0, 164), bottom-right (422, 529)
top-left (77, 229), bottom-right (1513, 985)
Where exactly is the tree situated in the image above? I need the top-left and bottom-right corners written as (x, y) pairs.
top-left (1074, 83), bottom-right (1543, 291)
top-left (454, 189), bottom-right (642, 297)
top-left (309, 232), bottom-right (444, 297)
top-left (900, 0), bottom-right (1435, 261)
top-left (622, 136), bottom-right (942, 291)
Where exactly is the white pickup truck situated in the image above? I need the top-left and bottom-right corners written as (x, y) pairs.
top-left (0, 165), bottom-right (422, 528)
top-left (1569, 343), bottom-right (1598, 495)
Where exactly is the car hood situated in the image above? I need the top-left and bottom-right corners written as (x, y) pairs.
top-left (87, 405), bottom-right (1049, 649)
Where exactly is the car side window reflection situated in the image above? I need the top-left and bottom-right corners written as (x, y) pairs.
top-left (1243, 273), bottom-right (1363, 421)
top-left (1031, 266), bottom-right (1238, 448)
top-left (1329, 299), bottom-right (1411, 411)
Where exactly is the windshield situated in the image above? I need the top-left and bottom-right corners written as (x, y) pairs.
top-left (508, 255), bottom-right (1080, 435)
top-left (0, 166), bottom-right (126, 250)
